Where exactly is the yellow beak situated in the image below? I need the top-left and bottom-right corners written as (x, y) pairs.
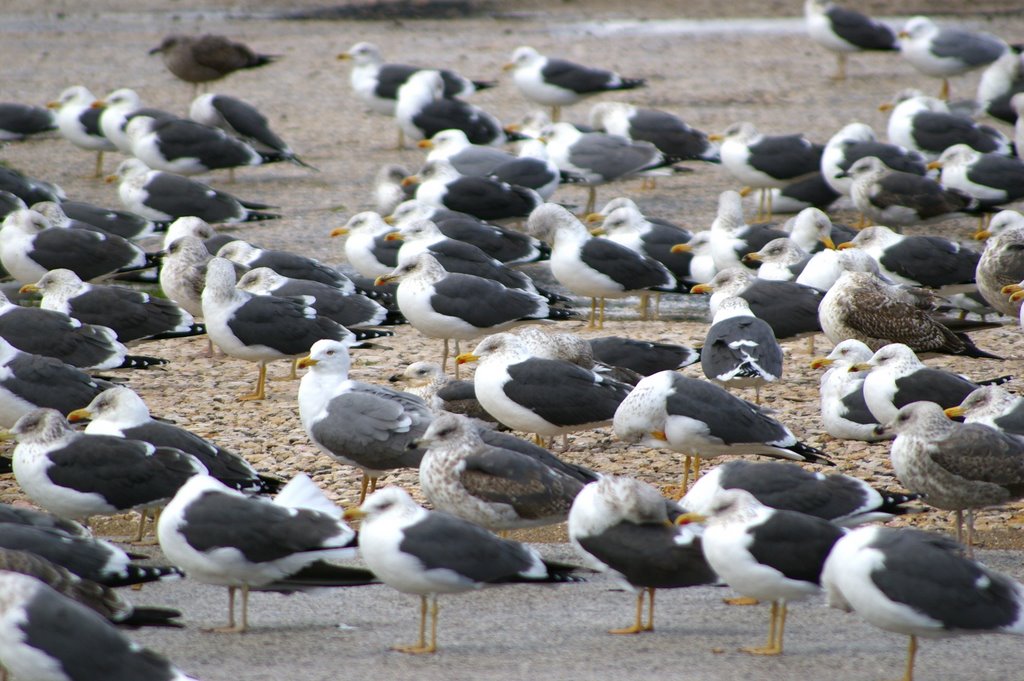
top-left (675, 512), bottom-right (707, 526)
top-left (689, 283), bottom-right (712, 294)
top-left (455, 352), bottom-right (479, 365)
top-left (296, 356), bottom-right (318, 369)
top-left (329, 227), bottom-right (348, 238)
top-left (809, 357), bottom-right (833, 369)
top-left (417, 139), bottom-right (433, 149)
top-left (943, 406), bottom-right (965, 419)
top-left (342, 507), bottom-right (366, 521)
top-left (66, 408), bottom-right (92, 423)
top-left (18, 284), bottom-right (39, 294)
top-left (670, 243), bottom-right (692, 254)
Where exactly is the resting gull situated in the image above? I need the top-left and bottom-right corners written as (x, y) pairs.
top-left (47, 85), bottom-right (115, 178)
top-left (682, 460), bottom-right (918, 526)
top-left (396, 70), bottom-right (511, 148)
top-left (803, 0), bottom-right (897, 80)
top-left (417, 413), bottom-right (585, 531)
top-left (488, 138), bottom-right (567, 200)
top-left (976, 224), bottom-right (1024, 316)
top-left (706, 190), bottom-right (789, 271)
top-left (419, 128), bottom-right (515, 178)
top-left (157, 474), bottom-right (374, 632)
top-left (588, 101), bottom-right (719, 163)
top-left (47, 198), bottom-right (164, 241)
top-left (387, 360), bottom-right (499, 427)
top-left (505, 45), bottom-right (645, 122)
top-left (149, 34), bottom-right (278, 92)
top-left (810, 338), bottom-right (886, 442)
top-left (977, 50), bottom-right (1024, 124)
top-left (343, 486), bottom-right (579, 654)
top-left (931, 143), bottom-right (1024, 210)
top-left (330, 211), bottom-right (401, 278)
top-left (69, 386), bottom-right (282, 495)
top-left (588, 336), bottom-right (700, 376)
top-left (898, 16), bottom-right (1007, 99)
top-left (742, 238), bottom-right (811, 282)
top-left (96, 87), bottom-right (174, 155)
top-left (0, 572), bottom-right (198, 681)
top-left (701, 296), bottom-right (783, 403)
top-left (0, 503), bottom-right (88, 537)
top-left (877, 401), bottom-right (1024, 552)
top-left (884, 90), bottom-right (1011, 158)
top-left (568, 475), bottom-right (716, 634)
top-left (0, 166), bottom-right (64, 205)
top-left (408, 158), bottom-right (541, 222)
top-left (23, 268), bottom-right (203, 344)
top-left (678, 489), bottom-right (845, 655)
top-left (297, 338), bottom-right (431, 502)
top-left (110, 159), bottom-right (280, 223)
top-left (0, 101), bottom-right (55, 141)
top-left (823, 526), bottom-right (1024, 681)
top-left (837, 224), bottom-right (979, 291)
top-left (945, 385), bottom-right (1024, 436)
top-left (338, 41), bottom-right (494, 116)
top-left (613, 371), bottom-right (831, 490)
top-left (819, 122), bottom-right (927, 197)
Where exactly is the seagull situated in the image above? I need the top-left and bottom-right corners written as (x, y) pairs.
top-left (343, 486), bottom-right (580, 654)
top-left (898, 16), bottom-right (1007, 100)
top-left (190, 92), bottom-right (316, 170)
top-left (527, 203), bottom-right (679, 328)
top-left (678, 489), bottom-right (845, 655)
top-left (158, 234), bottom-right (215, 320)
top-left (819, 270), bottom-right (999, 358)
top-left (840, 155), bottom-right (978, 228)
top-left (375, 252), bottom-right (572, 373)
top-left (408, 158), bottom-right (542, 222)
top-left (976, 224), bottom-right (1024, 317)
top-left (810, 338), bottom-right (887, 442)
top-left (69, 386), bottom-right (282, 495)
top-left (743, 238), bottom-right (810, 282)
top-left (819, 122), bottom-right (927, 197)
top-left (395, 70), bottom-right (511, 148)
top-left (0, 101), bottom-right (55, 141)
top-left (837, 224), bottom-right (979, 291)
top-left (0, 208), bottom-right (153, 285)
top-left (149, 33), bottom-right (278, 92)
top-left (388, 360), bottom-right (499, 426)
top-left (22, 268), bottom-right (203, 344)
top-left (613, 370), bottom-right (831, 490)
top-left (803, 0), bottom-right (898, 80)
top-left (416, 413), bottom-right (585, 531)
top-left (588, 101), bottom-right (720, 163)
top-left (701, 296), bottom-right (783, 403)
top-left (330, 211), bottom-right (401, 278)
top-left (876, 401), bottom-right (1024, 551)
top-left (504, 46), bottom-right (645, 122)
top-left (945, 385), bottom-right (1024, 436)
top-left (713, 122), bottom-right (823, 220)
top-left (588, 336), bottom-right (700, 376)
top-left (372, 163), bottom-right (415, 214)
top-left (419, 128), bottom-right (515, 178)
top-left (978, 50), bottom-right (1024, 123)
top-left (457, 332), bottom-right (633, 442)
top-left (682, 460), bottom-right (919, 526)
top-left (96, 87), bottom-right (174, 155)
top-left (931, 143), bottom-right (1024, 210)
top-left (202, 257), bottom-right (383, 401)
top-left (41, 198), bottom-right (164, 241)
top-left (216, 239), bottom-right (353, 289)
top-left (706, 190), bottom-right (789, 272)
top-left (0, 337), bottom-right (113, 428)
top-left (157, 474), bottom-right (375, 632)
top-left (568, 475), bottom-right (716, 634)
top-left (46, 85), bottom-right (115, 178)
top-left (823, 526), bottom-right (1024, 681)
top-left (10, 408), bottom-right (206, 537)
top-left (297, 338), bottom-right (431, 503)
top-left (0, 572), bottom-right (199, 681)
top-left (110, 159), bottom-right (280, 223)
top-left (0, 502), bottom-right (89, 537)
top-left (884, 90), bottom-right (1012, 159)
top-left (338, 41), bottom-right (494, 116)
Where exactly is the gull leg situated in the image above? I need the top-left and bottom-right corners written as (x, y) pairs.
top-left (806, 334), bottom-right (816, 356)
top-left (966, 509), bottom-right (976, 559)
top-left (585, 186), bottom-right (597, 216)
top-left (741, 600), bottom-right (782, 655)
top-left (833, 53), bottom-right (847, 81)
top-left (610, 590), bottom-right (647, 634)
top-left (395, 595), bottom-right (438, 654)
top-left (754, 385), bottom-right (761, 405)
top-left (132, 509), bottom-right (148, 543)
top-left (764, 189), bottom-right (774, 222)
top-left (369, 477), bottom-right (379, 494)
top-left (653, 293), bottom-right (662, 320)
top-left (638, 294), bottom-right (650, 321)
top-left (598, 297), bottom-right (606, 329)
top-left (441, 338), bottom-right (450, 373)
top-left (724, 596), bottom-right (761, 606)
top-left (680, 455), bottom-right (692, 493)
top-left (588, 298), bottom-right (597, 328)
top-left (206, 586), bottom-right (245, 633)
top-left (239, 362), bottom-right (268, 401)
top-left (274, 359), bottom-right (300, 381)
top-left (396, 127), bottom-right (406, 150)
top-left (940, 79), bottom-right (950, 101)
top-left (454, 339), bottom-right (462, 380)
top-left (903, 635), bottom-right (918, 681)
top-left (645, 587), bottom-right (655, 631)
top-left (93, 150), bottom-right (105, 179)
top-left (551, 105), bottom-right (561, 123)
top-left (954, 509), bottom-right (964, 546)
top-left (358, 475), bottom-right (371, 505)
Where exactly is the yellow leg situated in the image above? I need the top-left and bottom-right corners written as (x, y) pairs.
top-left (741, 600), bottom-right (783, 655)
top-left (587, 297), bottom-right (597, 328)
top-left (638, 294), bottom-right (650, 321)
top-left (358, 475), bottom-right (371, 505)
top-left (441, 339), bottom-right (450, 373)
top-left (396, 127), bottom-right (406, 150)
top-left (903, 635), bottom-right (918, 681)
top-left (754, 385), bottom-right (761, 405)
top-left (551, 105), bottom-right (561, 123)
top-left (239, 362), bottom-right (268, 401)
top-left (680, 455), bottom-right (692, 493)
top-left (940, 79), bottom-right (949, 101)
top-left (610, 590), bottom-right (647, 634)
top-left (585, 186), bottom-right (597, 216)
top-left (133, 509), bottom-right (148, 543)
top-left (93, 150), bottom-right (105, 179)
top-left (832, 53), bottom-right (847, 81)
top-left (394, 595), bottom-right (438, 654)
top-left (764, 189), bottom-right (774, 222)
top-left (598, 297), bottom-right (606, 329)
top-left (723, 596), bottom-right (761, 606)
top-left (369, 477), bottom-right (378, 495)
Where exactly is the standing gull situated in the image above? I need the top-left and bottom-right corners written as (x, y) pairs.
top-left (505, 46), bottom-right (645, 121)
top-left (419, 128), bottom-right (514, 178)
top-left (298, 339), bottom-right (431, 503)
top-left (149, 34), bottom-right (278, 92)
top-left (217, 239), bottom-right (353, 290)
top-left (588, 336), bottom-right (700, 376)
top-left (395, 70), bottom-right (511, 148)
top-left (678, 489), bottom-right (845, 655)
top-left (823, 526), bottom-right (1024, 681)
top-left (614, 371), bottom-right (830, 490)
top-left (569, 475), bottom-right (716, 634)
top-left (47, 85), bottom-right (115, 178)
top-left (877, 401), bottom-right (1024, 550)
top-left (898, 16), bottom-right (1007, 100)
top-left (0, 102), bottom-right (55, 140)
top-left (158, 474), bottom-right (375, 633)
top-left (701, 296), bottom-right (783, 403)
top-left (743, 238), bottom-right (810, 282)
top-left (343, 487), bottom-right (579, 654)
top-left (803, 0), bottom-right (897, 80)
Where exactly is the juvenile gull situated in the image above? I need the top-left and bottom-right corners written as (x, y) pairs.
top-left (945, 385), bottom-right (1024, 436)
top-left (701, 296), bottom-right (783, 403)
top-left (23, 268), bottom-right (203, 344)
top-left (408, 159), bottom-right (541, 222)
top-left (417, 413), bottom-right (585, 530)
top-left (388, 360), bottom-right (498, 426)
top-left (330, 211), bottom-right (401, 278)
top-left (898, 16), bottom-right (1007, 99)
top-left (678, 489), bottom-right (845, 655)
top-left (10, 408), bottom-right (206, 533)
top-left (803, 0), bottom-right (897, 80)
top-left (339, 41), bottom-right (494, 116)
top-left (110, 158), bottom-right (280, 223)
top-left (396, 70), bottom-right (511, 147)
top-left (505, 46), bottom-right (645, 122)
top-left (0, 337), bottom-right (112, 428)
top-left (877, 401), bottom-right (1024, 550)
top-left (0, 101), bottom-right (56, 140)
top-left (588, 101), bottom-right (720, 163)
top-left (149, 34), bottom-right (278, 91)
top-left (837, 224), bottom-right (979, 291)
top-left (159, 234), bottom-right (215, 320)
top-left (884, 90), bottom-right (1011, 158)
top-left (47, 85), bottom-right (115, 178)
top-left (613, 371), bottom-right (830, 489)
top-left (976, 225), bottom-right (1024, 316)
top-left (343, 486), bottom-right (579, 654)
top-left (0, 208), bottom-right (152, 285)
top-left (528, 203), bottom-right (678, 328)
top-left (457, 332), bottom-right (632, 441)
top-left (298, 339), bottom-right (431, 502)
top-left (823, 526), bottom-right (1024, 681)
top-left (810, 338), bottom-right (886, 442)
top-left (158, 474), bottom-right (374, 632)
top-left (569, 475), bottom-right (716, 634)
top-left (682, 460), bottom-right (918, 526)
top-left (0, 572), bottom-right (199, 681)
top-left (69, 386), bottom-right (282, 495)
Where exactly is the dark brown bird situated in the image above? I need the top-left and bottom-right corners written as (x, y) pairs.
top-left (148, 34), bottom-right (278, 92)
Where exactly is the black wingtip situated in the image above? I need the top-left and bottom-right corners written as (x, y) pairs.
top-left (876, 491), bottom-right (924, 515)
top-left (617, 78), bottom-right (646, 90)
top-left (145, 324), bottom-right (206, 341)
top-left (503, 128), bottom-right (530, 142)
top-left (107, 565), bottom-right (184, 588)
top-left (116, 606), bottom-right (185, 629)
top-left (244, 211), bottom-right (283, 222)
top-left (978, 374), bottom-right (1014, 386)
top-left (119, 355), bottom-right (170, 369)
top-left (955, 334), bottom-right (1003, 360)
top-left (792, 442), bottom-right (834, 466)
top-left (472, 79), bottom-right (498, 91)
top-left (351, 327), bottom-right (396, 342)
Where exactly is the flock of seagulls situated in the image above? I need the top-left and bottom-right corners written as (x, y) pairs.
top-left (1, 4), bottom-right (1024, 681)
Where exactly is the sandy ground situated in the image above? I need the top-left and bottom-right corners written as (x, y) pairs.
top-left (1, 1), bottom-right (1024, 678)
